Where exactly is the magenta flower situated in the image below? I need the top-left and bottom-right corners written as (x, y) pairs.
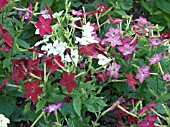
top-left (138, 103), bottom-right (157, 115)
top-left (132, 24), bottom-right (148, 36)
top-left (148, 53), bottom-right (161, 65)
top-left (106, 62), bottom-right (121, 79)
top-left (149, 37), bottom-right (162, 46)
top-left (138, 113), bottom-right (157, 127)
top-left (35, 15), bottom-right (52, 36)
top-left (105, 27), bottom-right (122, 48)
top-left (118, 43), bottom-right (136, 55)
top-left (134, 17), bottom-right (151, 25)
top-left (162, 73), bottom-right (170, 81)
top-left (108, 14), bottom-right (122, 24)
top-left (136, 66), bottom-right (150, 83)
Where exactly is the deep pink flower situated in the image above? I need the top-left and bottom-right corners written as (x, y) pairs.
top-left (105, 27), bottom-right (122, 47)
top-left (135, 17), bottom-right (151, 25)
top-left (161, 30), bottom-right (170, 39)
top-left (162, 73), bottom-right (170, 81)
top-left (149, 37), bottom-right (162, 46)
top-left (136, 66), bottom-right (150, 83)
top-left (138, 113), bottom-right (157, 127)
top-left (148, 53), bottom-right (161, 65)
top-left (108, 14), bottom-right (122, 24)
top-left (106, 62), bottom-right (121, 79)
top-left (0, 0), bottom-right (8, 10)
top-left (23, 80), bottom-right (43, 102)
top-left (97, 3), bottom-right (108, 11)
top-left (132, 24), bottom-right (148, 36)
top-left (35, 15), bottom-right (52, 36)
top-left (138, 103), bottom-right (157, 115)
top-left (118, 43), bottom-right (136, 55)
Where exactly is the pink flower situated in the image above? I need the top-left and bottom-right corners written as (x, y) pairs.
top-left (149, 37), bottom-right (162, 46)
top-left (71, 10), bottom-right (83, 16)
top-left (138, 113), bottom-right (157, 127)
top-left (132, 24), bottom-right (148, 36)
top-left (148, 53), bottom-right (161, 65)
top-left (97, 3), bottom-right (108, 11)
top-left (108, 14), bottom-right (122, 24)
top-left (135, 17), bottom-right (151, 25)
top-left (106, 62), bottom-right (121, 79)
top-left (162, 73), bottom-right (170, 81)
top-left (138, 103), bottom-right (157, 115)
top-left (105, 27), bottom-right (122, 47)
top-left (118, 43), bottom-right (136, 55)
top-left (136, 66), bottom-right (150, 83)
top-left (35, 15), bottom-right (52, 36)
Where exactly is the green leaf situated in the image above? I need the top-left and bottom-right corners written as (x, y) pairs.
top-left (17, 39), bottom-right (30, 48)
top-left (86, 104), bottom-right (95, 113)
top-left (40, 0), bottom-right (54, 9)
top-left (141, 0), bottom-right (152, 14)
top-left (156, 0), bottom-right (170, 14)
top-left (73, 96), bottom-right (81, 117)
top-left (36, 100), bottom-right (46, 113)
top-left (72, 2), bottom-right (83, 8)
top-left (0, 96), bottom-right (16, 117)
top-left (3, 59), bottom-right (12, 68)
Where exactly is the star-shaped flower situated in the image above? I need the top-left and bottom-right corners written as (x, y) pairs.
top-left (59, 71), bottom-right (77, 93)
top-left (125, 72), bottom-right (138, 91)
top-left (0, 114), bottom-right (10, 127)
top-left (136, 66), bottom-right (150, 83)
top-left (35, 15), bottom-right (52, 36)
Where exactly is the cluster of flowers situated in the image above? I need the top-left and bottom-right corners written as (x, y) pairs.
top-left (0, 0), bottom-right (170, 126)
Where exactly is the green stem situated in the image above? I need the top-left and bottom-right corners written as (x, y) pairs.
top-left (31, 112), bottom-right (44, 127)
top-left (30, 73), bottom-right (42, 80)
top-left (158, 62), bottom-right (164, 75)
top-left (150, 108), bottom-right (166, 121)
top-left (117, 105), bottom-right (138, 118)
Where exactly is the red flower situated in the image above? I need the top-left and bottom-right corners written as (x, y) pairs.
top-left (35, 15), bottom-right (52, 36)
top-left (125, 72), bottom-right (138, 91)
top-left (79, 43), bottom-right (97, 56)
top-left (23, 80), bottom-right (43, 102)
top-left (59, 71), bottom-right (77, 93)
top-left (95, 70), bottom-right (108, 83)
top-left (45, 3), bottom-right (53, 20)
top-left (0, 78), bottom-right (9, 90)
top-left (0, 24), bottom-right (14, 50)
top-left (0, 0), bottom-right (8, 10)
top-left (46, 55), bottom-right (64, 71)
top-left (138, 113), bottom-right (157, 127)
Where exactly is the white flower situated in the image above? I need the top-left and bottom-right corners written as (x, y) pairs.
top-left (97, 54), bottom-right (111, 67)
top-left (53, 10), bottom-right (64, 18)
top-left (41, 9), bottom-right (51, 19)
top-left (48, 40), bottom-right (68, 56)
top-left (75, 22), bottom-right (98, 45)
top-left (64, 49), bottom-right (79, 65)
top-left (0, 114), bottom-right (10, 127)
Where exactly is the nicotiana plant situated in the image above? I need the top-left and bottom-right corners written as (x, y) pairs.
top-left (0, 0), bottom-right (170, 127)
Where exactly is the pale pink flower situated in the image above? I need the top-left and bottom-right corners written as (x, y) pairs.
top-left (106, 62), bottom-right (121, 79)
top-left (118, 43), bottom-right (136, 55)
top-left (149, 38), bottom-right (162, 46)
top-left (136, 66), bottom-right (150, 83)
top-left (162, 73), bottom-right (170, 81)
top-left (135, 17), bottom-right (151, 25)
top-left (148, 53), bottom-right (161, 65)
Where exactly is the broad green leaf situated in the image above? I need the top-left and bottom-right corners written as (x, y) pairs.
top-left (0, 96), bottom-right (16, 117)
top-left (156, 0), bottom-right (170, 14)
top-left (73, 96), bottom-right (81, 117)
top-left (40, 0), bottom-right (54, 9)
top-left (36, 100), bottom-right (46, 113)
top-left (3, 59), bottom-right (11, 68)
top-left (17, 39), bottom-right (30, 48)
top-left (72, 2), bottom-right (83, 8)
